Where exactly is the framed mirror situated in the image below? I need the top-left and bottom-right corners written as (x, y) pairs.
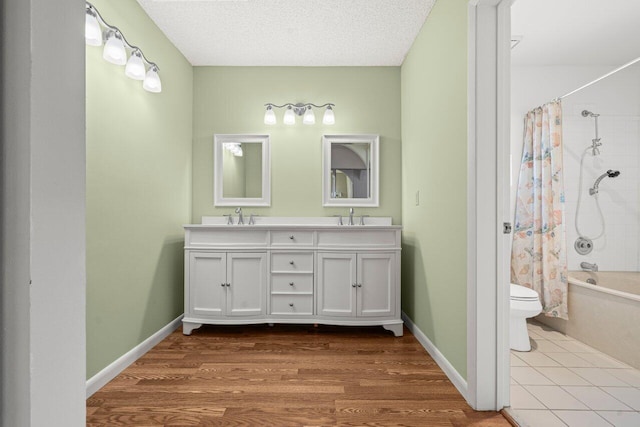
top-left (214, 134), bottom-right (270, 206)
top-left (322, 134), bottom-right (379, 207)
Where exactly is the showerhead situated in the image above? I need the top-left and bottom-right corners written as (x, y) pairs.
top-left (589, 169), bottom-right (621, 195)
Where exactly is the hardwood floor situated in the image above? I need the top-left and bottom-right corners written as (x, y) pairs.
top-left (87, 324), bottom-right (510, 426)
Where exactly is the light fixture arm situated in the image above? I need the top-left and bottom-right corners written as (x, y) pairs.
top-left (86, 1), bottom-right (159, 71)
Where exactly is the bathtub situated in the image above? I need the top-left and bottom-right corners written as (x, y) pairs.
top-left (535, 271), bottom-right (640, 370)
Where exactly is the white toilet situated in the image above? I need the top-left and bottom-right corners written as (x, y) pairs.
top-left (510, 283), bottom-right (542, 351)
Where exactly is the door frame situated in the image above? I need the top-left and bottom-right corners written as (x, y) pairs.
top-left (466, 0), bottom-right (512, 410)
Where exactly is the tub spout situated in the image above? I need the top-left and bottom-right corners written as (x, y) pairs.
top-left (580, 262), bottom-right (598, 272)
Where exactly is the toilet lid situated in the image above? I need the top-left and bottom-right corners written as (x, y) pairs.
top-left (510, 284), bottom-right (539, 300)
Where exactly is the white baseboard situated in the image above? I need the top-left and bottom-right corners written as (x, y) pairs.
top-left (401, 311), bottom-right (468, 400)
top-left (86, 314), bottom-right (183, 398)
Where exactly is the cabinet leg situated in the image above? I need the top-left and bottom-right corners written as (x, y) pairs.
top-left (183, 322), bottom-right (202, 335)
top-left (383, 323), bottom-right (404, 337)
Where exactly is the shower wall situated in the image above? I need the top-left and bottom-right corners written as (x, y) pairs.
top-left (511, 64), bottom-right (640, 272)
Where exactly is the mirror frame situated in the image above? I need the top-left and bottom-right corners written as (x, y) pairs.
top-left (322, 134), bottom-right (379, 207)
top-left (214, 134), bottom-right (271, 207)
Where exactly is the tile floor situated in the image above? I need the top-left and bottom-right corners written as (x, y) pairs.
top-left (509, 320), bottom-right (640, 427)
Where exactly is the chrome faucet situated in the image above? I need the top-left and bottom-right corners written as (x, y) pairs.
top-left (348, 208), bottom-right (355, 226)
top-left (235, 207), bottom-right (244, 225)
top-left (580, 262), bottom-right (598, 272)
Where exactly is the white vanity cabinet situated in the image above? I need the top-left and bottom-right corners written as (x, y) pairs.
top-left (185, 252), bottom-right (267, 333)
top-left (183, 220), bottom-right (402, 336)
top-left (317, 252), bottom-right (395, 318)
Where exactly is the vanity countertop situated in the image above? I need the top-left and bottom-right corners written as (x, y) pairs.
top-left (184, 216), bottom-right (402, 229)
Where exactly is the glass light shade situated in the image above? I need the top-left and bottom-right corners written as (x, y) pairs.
top-left (303, 107), bottom-right (315, 125)
top-left (103, 33), bottom-right (126, 65)
top-left (143, 67), bottom-right (162, 93)
top-left (125, 51), bottom-right (146, 80)
top-left (322, 106), bottom-right (335, 125)
top-left (283, 107), bottom-right (295, 125)
top-left (264, 107), bottom-right (276, 125)
top-left (85, 12), bottom-right (102, 46)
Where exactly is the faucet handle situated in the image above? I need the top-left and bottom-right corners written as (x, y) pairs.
top-left (248, 213), bottom-right (257, 225)
top-left (332, 214), bottom-right (343, 226)
top-left (359, 215), bottom-right (370, 226)
top-left (223, 214), bottom-right (234, 225)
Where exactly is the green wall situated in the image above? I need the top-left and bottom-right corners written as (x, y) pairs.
top-left (400, 0), bottom-right (468, 378)
top-left (192, 67), bottom-right (401, 223)
top-left (86, 0), bottom-right (193, 378)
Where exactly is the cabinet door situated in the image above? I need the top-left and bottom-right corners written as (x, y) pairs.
top-left (357, 253), bottom-right (395, 317)
top-left (189, 252), bottom-right (226, 317)
top-left (317, 252), bottom-right (356, 317)
top-left (226, 252), bottom-right (266, 317)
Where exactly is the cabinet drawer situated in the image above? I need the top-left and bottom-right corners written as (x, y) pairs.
top-left (271, 273), bottom-right (313, 294)
top-left (271, 252), bottom-right (314, 272)
top-left (317, 230), bottom-right (397, 248)
top-left (270, 294), bottom-right (314, 316)
top-left (271, 230), bottom-right (314, 246)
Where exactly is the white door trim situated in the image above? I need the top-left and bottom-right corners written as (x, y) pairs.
top-left (466, 0), bottom-right (512, 410)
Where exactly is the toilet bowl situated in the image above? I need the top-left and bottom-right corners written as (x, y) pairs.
top-left (510, 284), bottom-right (542, 351)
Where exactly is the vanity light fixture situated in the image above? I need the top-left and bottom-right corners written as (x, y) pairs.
top-left (263, 103), bottom-right (335, 125)
top-left (85, 1), bottom-right (161, 93)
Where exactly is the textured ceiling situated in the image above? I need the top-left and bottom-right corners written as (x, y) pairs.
top-left (512, 0), bottom-right (640, 66)
top-left (137, 0), bottom-right (436, 66)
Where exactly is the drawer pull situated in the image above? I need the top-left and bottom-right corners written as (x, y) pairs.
top-left (289, 282), bottom-right (295, 286)
top-left (289, 303), bottom-right (294, 307)
top-left (289, 260), bottom-right (294, 265)
top-left (289, 235), bottom-right (295, 240)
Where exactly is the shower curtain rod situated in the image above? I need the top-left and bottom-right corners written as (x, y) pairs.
top-left (555, 55), bottom-right (640, 101)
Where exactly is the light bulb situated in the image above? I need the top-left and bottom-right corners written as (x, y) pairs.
top-left (264, 106), bottom-right (276, 125)
top-left (125, 51), bottom-right (146, 80)
top-left (143, 66), bottom-right (162, 93)
top-left (103, 32), bottom-right (126, 65)
top-left (85, 11), bottom-right (102, 46)
top-left (323, 106), bottom-right (335, 125)
top-left (303, 106), bottom-right (315, 125)
top-left (283, 107), bottom-right (295, 125)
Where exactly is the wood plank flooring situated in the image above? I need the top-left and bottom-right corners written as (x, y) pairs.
top-left (87, 324), bottom-right (510, 426)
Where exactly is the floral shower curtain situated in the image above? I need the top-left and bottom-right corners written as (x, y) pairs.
top-left (511, 100), bottom-right (568, 319)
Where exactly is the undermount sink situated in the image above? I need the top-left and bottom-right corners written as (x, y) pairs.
top-left (200, 216), bottom-right (393, 226)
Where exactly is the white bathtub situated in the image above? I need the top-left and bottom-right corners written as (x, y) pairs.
top-left (535, 271), bottom-right (640, 369)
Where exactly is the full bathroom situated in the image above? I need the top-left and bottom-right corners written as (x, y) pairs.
top-left (508, 1), bottom-right (640, 425)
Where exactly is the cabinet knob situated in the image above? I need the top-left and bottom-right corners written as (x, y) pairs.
top-left (226, 283), bottom-right (231, 287)
top-left (289, 235), bottom-right (294, 240)
top-left (289, 282), bottom-right (294, 286)
top-left (289, 303), bottom-right (294, 307)
top-left (289, 260), bottom-right (294, 265)
top-left (357, 283), bottom-right (362, 288)
top-left (352, 283), bottom-right (357, 288)
top-left (221, 283), bottom-right (225, 287)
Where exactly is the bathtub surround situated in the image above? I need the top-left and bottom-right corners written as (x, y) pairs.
top-left (511, 101), bottom-right (569, 319)
top-left (86, 0), bottom-right (193, 378)
top-left (511, 65), bottom-right (640, 273)
top-left (537, 275), bottom-right (640, 370)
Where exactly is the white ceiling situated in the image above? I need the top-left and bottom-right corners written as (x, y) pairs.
top-left (511, 0), bottom-right (640, 66)
top-left (137, 0), bottom-right (436, 66)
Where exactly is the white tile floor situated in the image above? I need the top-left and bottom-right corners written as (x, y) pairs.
top-left (509, 321), bottom-right (640, 427)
